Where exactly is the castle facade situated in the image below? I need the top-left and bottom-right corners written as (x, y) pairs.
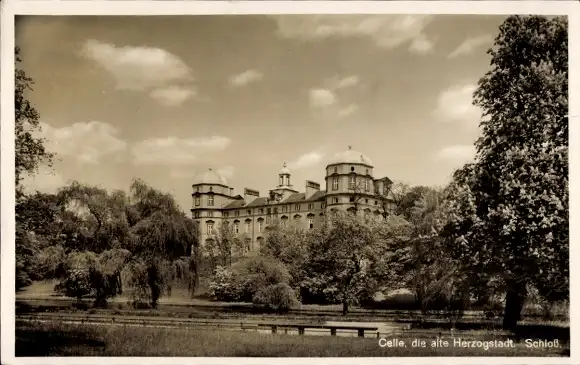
top-left (191, 147), bottom-right (395, 250)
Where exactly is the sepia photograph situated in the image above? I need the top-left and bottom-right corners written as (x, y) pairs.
top-left (2, 1), bottom-right (576, 362)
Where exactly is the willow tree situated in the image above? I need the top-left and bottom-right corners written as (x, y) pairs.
top-left (127, 179), bottom-right (200, 307)
top-left (446, 16), bottom-right (568, 329)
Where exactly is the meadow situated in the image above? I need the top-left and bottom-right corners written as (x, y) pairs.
top-left (15, 320), bottom-right (569, 357)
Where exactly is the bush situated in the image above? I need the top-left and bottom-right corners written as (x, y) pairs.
top-left (54, 268), bottom-right (91, 301)
top-left (207, 257), bottom-right (292, 303)
top-left (252, 283), bottom-right (299, 312)
top-left (207, 266), bottom-right (240, 302)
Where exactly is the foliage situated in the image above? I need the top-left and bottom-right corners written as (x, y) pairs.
top-left (207, 266), bottom-right (239, 302)
top-left (54, 268), bottom-right (92, 301)
top-left (302, 212), bottom-right (380, 314)
top-left (15, 45), bottom-right (55, 288)
top-left (127, 179), bottom-right (200, 306)
top-left (15, 47), bottom-right (54, 200)
top-left (444, 15), bottom-right (568, 329)
top-left (252, 283), bottom-right (300, 312)
top-left (260, 222), bottom-right (309, 287)
top-left (207, 256), bottom-right (291, 303)
top-left (203, 222), bottom-right (249, 270)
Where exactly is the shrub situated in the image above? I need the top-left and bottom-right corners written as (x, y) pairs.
top-left (207, 266), bottom-right (240, 302)
top-left (54, 268), bottom-right (91, 301)
top-left (252, 283), bottom-right (299, 312)
top-left (207, 257), bottom-right (292, 303)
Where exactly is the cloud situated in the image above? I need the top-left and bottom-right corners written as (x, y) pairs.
top-left (81, 39), bottom-right (197, 106)
top-left (229, 69), bottom-right (264, 87)
top-left (409, 35), bottom-right (435, 54)
top-left (273, 15), bottom-right (434, 52)
top-left (81, 39), bottom-right (193, 91)
top-left (309, 88), bottom-right (336, 109)
top-left (39, 121), bottom-right (127, 164)
top-left (131, 135), bottom-right (231, 166)
top-left (338, 104), bottom-right (359, 118)
top-left (437, 145), bottom-right (476, 162)
top-left (150, 86), bottom-right (196, 107)
top-left (21, 165), bottom-right (67, 195)
top-left (288, 151), bottom-right (326, 170)
top-left (334, 75), bottom-right (359, 90)
top-left (217, 165), bottom-right (235, 179)
top-left (448, 35), bottom-right (493, 59)
top-left (433, 84), bottom-right (482, 125)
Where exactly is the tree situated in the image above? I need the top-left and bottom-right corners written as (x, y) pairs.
top-left (445, 16), bottom-right (568, 329)
top-left (15, 47), bottom-right (54, 200)
top-left (305, 213), bottom-right (378, 315)
top-left (203, 221), bottom-right (249, 269)
top-left (15, 47), bottom-right (55, 289)
top-left (127, 179), bottom-right (200, 307)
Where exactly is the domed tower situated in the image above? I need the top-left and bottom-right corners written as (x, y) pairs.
top-left (269, 162), bottom-right (298, 202)
top-left (191, 168), bottom-right (237, 248)
top-left (325, 146), bottom-right (376, 214)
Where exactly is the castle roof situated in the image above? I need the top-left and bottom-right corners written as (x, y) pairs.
top-left (193, 168), bottom-right (228, 186)
top-left (328, 146), bottom-right (373, 166)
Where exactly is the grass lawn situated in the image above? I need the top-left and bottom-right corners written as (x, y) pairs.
top-left (16, 320), bottom-right (569, 357)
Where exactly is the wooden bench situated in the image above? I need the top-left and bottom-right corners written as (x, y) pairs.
top-left (260, 323), bottom-right (379, 337)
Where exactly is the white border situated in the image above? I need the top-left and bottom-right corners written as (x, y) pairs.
top-left (1, 1), bottom-right (579, 364)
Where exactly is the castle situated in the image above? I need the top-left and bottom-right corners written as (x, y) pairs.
top-left (191, 147), bottom-right (395, 250)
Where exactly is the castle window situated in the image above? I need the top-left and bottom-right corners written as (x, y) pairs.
top-left (194, 211), bottom-right (200, 218)
top-left (209, 187), bottom-right (213, 192)
top-left (283, 206), bottom-right (287, 213)
top-left (383, 184), bottom-right (389, 195)
top-left (223, 212), bottom-right (229, 218)
top-left (295, 204), bottom-right (300, 211)
top-left (196, 187), bottom-right (200, 192)
top-left (280, 176), bottom-right (284, 186)
top-left (259, 208), bottom-right (264, 215)
top-left (267, 208), bottom-right (271, 214)
top-left (208, 211), bottom-right (213, 217)
top-left (247, 210), bottom-right (251, 216)
top-left (234, 222), bottom-right (240, 234)
top-left (332, 177), bottom-right (338, 190)
top-left (308, 204), bottom-right (313, 210)
top-left (208, 195), bottom-right (214, 206)
top-left (333, 198), bottom-right (339, 204)
top-left (349, 176), bottom-right (356, 190)
top-left (375, 200), bottom-right (378, 205)
top-left (334, 167), bottom-right (338, 173)
top-left (366, 168), bottom-right (369, 175)
top-left (207, 221), bottom-right (214, 235)
top-left (349, 197), bottom-right (354, 203)
top-left (257, 219), bottom-right (263, 232)
top-left (308, 217), bottom-right (314, 229)
top-left (364, 179), bottom-right (369, 192)
top-left (351, 166), bottom-right (355, 172)
top-left (195, 197), bottom-right (200, 206)
top-left (245, 221), bottom-right (251, 233)
top-left (365, 199), bottom-right (369, 204)
top-left (321, 203), bottom-right (325, 209)
top-left (274, 207), bottom-right (278, 214)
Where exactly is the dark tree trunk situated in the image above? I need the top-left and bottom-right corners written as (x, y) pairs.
top-left (502, 280), bottom-right (527, 330)
top-left (147, 265), bottom-right (161, 309)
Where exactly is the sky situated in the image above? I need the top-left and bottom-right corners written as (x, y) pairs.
top-left (16, 14), bottom-right (506, 212)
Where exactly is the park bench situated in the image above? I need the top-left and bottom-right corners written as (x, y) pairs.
top-left (258, 323), bottom-right (379, 337)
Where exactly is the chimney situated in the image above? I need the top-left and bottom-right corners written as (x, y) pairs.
top-left (244, 188), bottom-right (260, 204)
top-left (229, 187), bottom-right (234, 196)
top-left (305, 180), bottom-right (320, 199)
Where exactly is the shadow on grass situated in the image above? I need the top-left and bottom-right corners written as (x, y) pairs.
top-left (16, 322), bottom-right (105, 356)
